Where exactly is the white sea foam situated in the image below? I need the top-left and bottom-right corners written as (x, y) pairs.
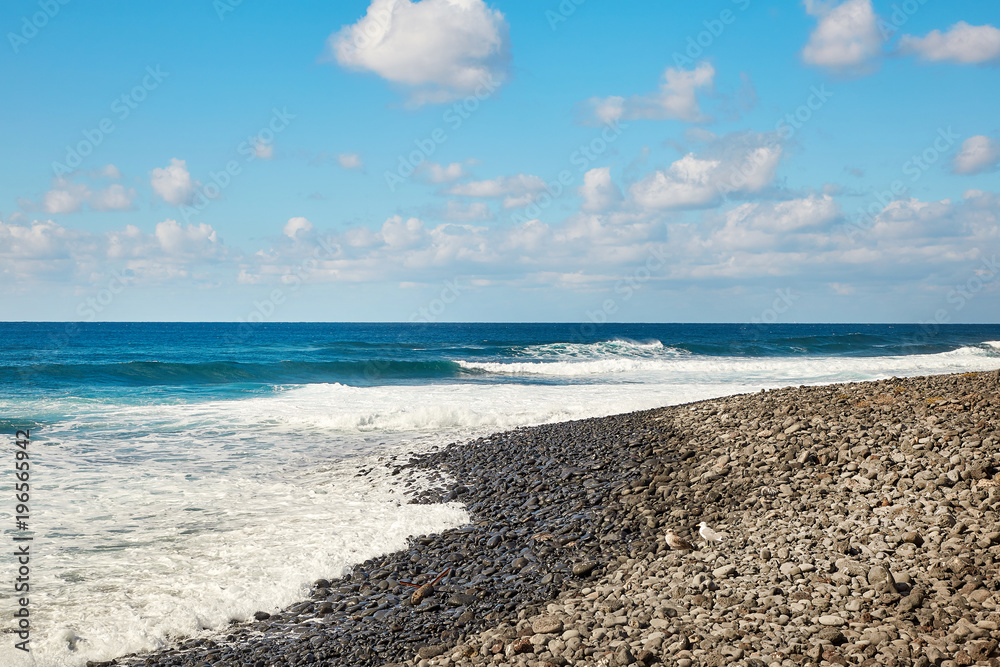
top-left (457, 345), bottom-right (1000, 380)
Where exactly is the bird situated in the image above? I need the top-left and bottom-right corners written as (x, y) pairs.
top-left (698, 521), bottom-right (724, 545)
top-left (664, 529), bottom-right (694, 551)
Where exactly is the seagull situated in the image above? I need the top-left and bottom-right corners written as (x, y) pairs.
top-left (698, 521), bottom-right (724, 545)
top-left (665, 529), bottom-right (694, 551)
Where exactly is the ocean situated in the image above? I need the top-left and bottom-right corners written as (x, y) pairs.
top-left (2, 322), bottom-right (999, 666)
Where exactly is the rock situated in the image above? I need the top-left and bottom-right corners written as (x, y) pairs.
top-left (509, 637), bottom-right (534, 655)
top-left (818, 627), bottom-right (846, 645)
top-left (899, 590), bottom-right (925, 613)
top-left (572, 561), bottom-right (598, 576)
top-left (252, 611), bottom-right (270, 621)
top-left (780, 562), bottom-right (801, 577)
top-left (531, 616), bottom-right (564, 635)
top-left (867, 565), bottom-right (893, 587)
top-left (818, 615), bottom-right (846, 626)
top-left (636, 649), bottom-right (658, 665)
top-left (712, 564), bottom-right (737, 578)
top-left (417, 645), bottom-right (445, 659)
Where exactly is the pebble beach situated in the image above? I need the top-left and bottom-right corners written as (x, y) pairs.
top-left (116, 369), bottom-right (1000, 667)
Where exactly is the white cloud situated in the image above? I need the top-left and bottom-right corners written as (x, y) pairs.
top-left (586, 62), bottom-right (715, 124)
top-left (90, 184), bottom-right (137, 212)
top-left (418, 161), bottom-right (467, 183)
top-left (338, 153), bottom-right (364, 170)
top-left (801, 0), bottom-right (882, 74)
top-left (579, 167), bottom-right (623, 212)
top-left (0, 219), bottom-right (78, 259)
top-left (900, 22), bottom-right (1000, 64)
top-left (724, 195), bottom-right (840, 234)
top-left (0, 217), bottom-right (229, 286)
top-left (151, 158), bottom-right (197, 206)
top-left (254, 139), bottom-right (275, 160)
top-left (438, 200), bottom-right (493, 222)
top-left (34, 173), bottom-right (135, 214)
top-left (100, 164), bottom-right (122, 179)
top-left (154, 220), bottom-right (219, 257)
top-left (447, 173), bottom-right (547, 208)
top-left (42, 178), bottom-right (90, 214)
top-left (283, 216), bottom-right (313, 239)
top-left (379, 215), bottom-right (428, 250)
top-left (629, 135), bottom-right (783, 210)
top-left (953, 135), bottom-right (1000, 175)
top-left (329, 0), bottom-right (510, 106)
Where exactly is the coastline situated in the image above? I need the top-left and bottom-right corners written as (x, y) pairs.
top-left (119, 369), bottom-right (1000, 667)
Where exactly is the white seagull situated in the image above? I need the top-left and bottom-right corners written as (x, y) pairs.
top-left (665, 529), bottom-right (694, 551)
top-left (698, 521), bottom-right (724, 545)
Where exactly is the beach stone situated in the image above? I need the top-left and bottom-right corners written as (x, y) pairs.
top-left (818, 615), bottom-right (846, 626)
top-left (899, 590), bottom-right (925, 613)
top-left (417, 645), bottom-right (444, 659)
top-left (509, 637), bottom-right (534, 655)
top-left (572, 562), bottom-right (598, 577)
top-left (780, 562), bottom-right (801, 577)
top-left (532, 616), bottom-right (563, 635)
top-left (712, 564), bottom-right (737, 578)
top-left (123, 372), bottom-right (1000, 667)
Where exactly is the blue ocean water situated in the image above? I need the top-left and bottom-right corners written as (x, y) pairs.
top-left (1, 322), bottom-right (999, 666)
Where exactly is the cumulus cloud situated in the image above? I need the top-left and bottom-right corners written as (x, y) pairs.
top-left (710, 195), bottom-right (841, 250)
top-left (329, 0), bottom-right (510, 106)
top-left (447, 173), bottom-right (547, 208)
top-left (30, 170), bottom-right (136, 215)
top-left (585, 62), bottom-right (715, 124)
top-left (154, 220), bottom-right (220, 257)
top-left (437, 200), bottom-right (493, 222)
top-left (900, 22), bottom-right (1000, 64)
top-left (151, 158), bottom-right (197, 206)
top-left (283, 216), bottom-right (313, 239)
top-left (953, 135), bottom-right (1000, 175)
top-left (629, 134), bottom-right (783, 210)
top-left (0, 219), bottom-right (80, 259)
top-left (801, 0), bottom-right (882, 75)
top-left (0, 217), bottom-right (227, 286)
top-left (338, 153), bottom-right (364, 170)
top-left (417, 161), bottom-right (468, 183)
top-left (42, 178), bottom-right (89, 214)
top-left (579, 167), bottom-right (624, 212)
top-left (90, 184), bottom-right (138, 212)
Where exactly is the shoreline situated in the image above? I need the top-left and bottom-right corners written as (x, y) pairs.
top-left (118, 369), bottom-right (1000, 666)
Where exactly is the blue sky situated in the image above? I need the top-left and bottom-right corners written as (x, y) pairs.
top-left (2, 0), bottom-right (999, 322)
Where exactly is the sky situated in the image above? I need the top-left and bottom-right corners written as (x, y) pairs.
top-left (2, 0), bottom-right (999, 323)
